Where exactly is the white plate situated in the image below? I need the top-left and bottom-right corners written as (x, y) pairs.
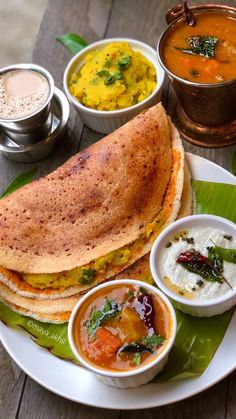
top-left (1, 153), bottom-right (236, 410)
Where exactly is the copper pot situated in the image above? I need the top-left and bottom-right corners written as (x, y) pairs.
top-left (157, 4), bottom-right (236, 148)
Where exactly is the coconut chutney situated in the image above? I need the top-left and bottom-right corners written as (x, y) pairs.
top-left (159, 227), bottom-right (236, 300)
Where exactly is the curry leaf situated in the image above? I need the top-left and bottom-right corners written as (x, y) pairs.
top-left (176, 35), bottom-right (219, 59)
top-left (176, 249), bottom-right (224, 283)
top-left (0, 168), bottom-right (37, 198)
top-left (208, 247), bottom-right (224, 273)
top-left (118, 342), bottom-right (154, 354)
top-left (177, 249), bottom-right (232, 289)
top-left (211, 245), bottom-right (236, 264)
top-left (56, 33), bottom-right (88, 55)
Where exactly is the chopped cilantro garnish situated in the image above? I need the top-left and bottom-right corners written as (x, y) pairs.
top-left (86, 298), bottom-right (121, 338)
top-left (139, 286), bottom-right (148, 295)
top-left (118, 55), bottom-right (132, 69)
top-left (97, 69), bottom-right (109, 78)
top-left (114, 71), bottom-right (122, 80)
top-left (79, 268), bottom-right (95, 285)
top-left (141, 334), bottom-right (165, 349)
top-left (104, 74), bottom-right (115, 85)
top-left (97, 70), bottom-right (123, 86)
top-left (90, 77), bottom-right (99, 85)
top-left (85, 307), bottom-right (101, 337)
top-left (103, 58), bottom-right (111, 68)
top-left (127, 289), bottom-right (134, 298)
top-left (133, 353), bottom-right (141, 366)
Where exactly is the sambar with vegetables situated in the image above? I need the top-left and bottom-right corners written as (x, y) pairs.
top-left (163, 12), bottom-right (236, 84)
top-left (73, 283), bottom-right (172, 371)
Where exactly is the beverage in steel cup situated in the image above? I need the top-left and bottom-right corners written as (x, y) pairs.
top-left (157, 4), bottom-right (236, 148)
top-left (0, 64), bottom-right (54, 145)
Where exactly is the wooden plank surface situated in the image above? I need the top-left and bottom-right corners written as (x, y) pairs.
top-left (228, 371), bottom-right (236, 419)
top-left (0, 344), bottom-right (26, 419)
top-left (0, 0), bottom-right (236, 418)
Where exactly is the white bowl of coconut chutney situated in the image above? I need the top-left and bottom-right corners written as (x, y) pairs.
top-left (150, 214), bottom-right (236, 317)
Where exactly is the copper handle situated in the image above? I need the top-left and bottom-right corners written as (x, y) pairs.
top-left (166, 4), bottom-right (184, 24)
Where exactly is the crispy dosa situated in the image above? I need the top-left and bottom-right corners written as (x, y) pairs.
top-left (0, 103), bottom-right (173, 274)
top-left (0, 104), bottom-right (188, 323)
top-left (0, 161), bottom-right (192, 323)
top-left (0, 114), bottom-right (184, 300)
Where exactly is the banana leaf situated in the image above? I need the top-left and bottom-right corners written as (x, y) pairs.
top-left (192, 180), bottom-right (236, 223)
top-left (0, 180), bottom-right (236, 382)
top-left (155, 308), bottom-right (233, 382)
top-left (0, 302), bottom-right (76, 362)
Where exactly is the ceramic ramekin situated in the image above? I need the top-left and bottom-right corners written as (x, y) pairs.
top-left (63, 38), bottom-right (165, 134)
top-left (68, 279), bottom-right (177, 388)
top-left (150, 215), bottom-right (236, 317)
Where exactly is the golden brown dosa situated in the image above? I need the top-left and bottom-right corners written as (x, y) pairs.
top-left (0, 103), bottom-right (173, 274)
top-left (0, 173), bottom-right (192, 323)
top-left (2, 298), bottom-right (71, 323)
top-left (115, 161), bottom-right (193, 281)
top-left (0, 118), bottom-right (184, 300)
top-left (177, 163), bottom-right (194, 219)
top-left (0, 150), bottom-right (192, 324)
top-left (0, 281), bottom-right (79, 314)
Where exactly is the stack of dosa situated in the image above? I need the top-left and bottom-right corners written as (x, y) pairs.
top-left (0, 104), bottom-right (193, 323)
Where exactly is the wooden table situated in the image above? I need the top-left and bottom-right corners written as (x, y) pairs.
top-left (1, 0), bottom-right (236, 417)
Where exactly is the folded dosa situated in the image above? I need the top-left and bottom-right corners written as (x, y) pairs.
top-left (0, 104), bottom-right (186, 328)
top-left (0, 116), bottom-right (184, 301)
top-left (0, 160), bottom-right (192, 323)
top-left (0, 103), bottom-right (173, 274)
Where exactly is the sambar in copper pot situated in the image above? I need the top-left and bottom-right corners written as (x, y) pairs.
top-left (157, 4), bottom-right (236, 148)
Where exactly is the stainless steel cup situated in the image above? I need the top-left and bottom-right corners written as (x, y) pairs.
top-left (157, 4), bottom-right (236, 148)
top-left (0, 63), bottom-right (54, 145)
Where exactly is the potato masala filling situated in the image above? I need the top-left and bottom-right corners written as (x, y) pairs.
top-left (22, 210), bottom-right (166, 289)
top-left (69, 42), bottom-right (156, 111)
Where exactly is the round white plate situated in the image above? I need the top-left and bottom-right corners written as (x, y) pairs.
top-left (1, 153), bottom-right (236, 410)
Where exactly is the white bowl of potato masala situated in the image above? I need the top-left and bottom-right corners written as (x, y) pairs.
top-left (68, 279), bottom-right (177, 388)
top-left (63, 38), bottom-right (165, 133)
top-left (150, 215), bottom-right (236, 317)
